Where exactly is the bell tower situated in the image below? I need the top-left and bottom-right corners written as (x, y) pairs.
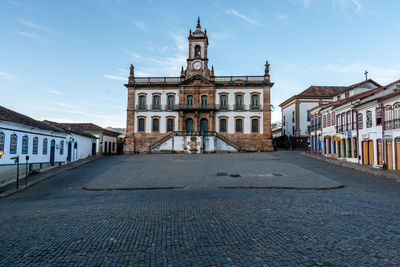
top-left (184, 17), bottom-right (210, 79)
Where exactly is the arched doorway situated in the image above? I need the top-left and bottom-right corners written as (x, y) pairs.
top-left (185, 118), bottom-right (193, 132)
top-left (200, 118), bottom-right (208, 133)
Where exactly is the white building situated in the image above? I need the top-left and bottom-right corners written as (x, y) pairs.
top-left (58, 123), bottom-right (119, 155)
top-left (279, 85), bottom-right (347, 147)
top-left (308, 79), bottom-right (400, 171)
top-left (0, 106), bottom-right (98, 189)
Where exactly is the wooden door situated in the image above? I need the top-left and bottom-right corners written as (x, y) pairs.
top-left (396, 139), bottom-right (400, 170)
top-left (362, 141), bottom-right (368, 165)
top-left (377, 140), bottom-right (382, 165)
top-left (387, 142), bottom-right (393, 170)
top-left (368, 140), bottom-right (374, 165)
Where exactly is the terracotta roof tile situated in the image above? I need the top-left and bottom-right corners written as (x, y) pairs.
top-left (44, 121), bottom-right (97, 139)
top-left (297, 86), bottom-right (348, 97)
top-left (0, 105), bottom-right (63, 132)
top-left (60, 123), bottom-right (120, 136)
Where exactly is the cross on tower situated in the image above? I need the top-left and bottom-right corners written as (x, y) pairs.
top-left (364, 70), bottom-right (368, 80)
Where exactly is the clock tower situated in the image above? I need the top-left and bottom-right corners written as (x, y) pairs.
top-left (184, 17), bottom-right (210, 79)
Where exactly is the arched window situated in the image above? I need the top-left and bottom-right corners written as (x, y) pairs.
top-left (139, 95), bottom-right (146, 110)
top-left (376, 107), bottom-right (382, 126)
top-left (327, 113), bottom-right (331, 127)
top-left (167, 118), bottom-right (174, 132)
top-left (10, 134), bottom-right (17, 154)
top-left (251, 95), bottom-right (259, 109)
top-left (251, 118), bottom-right (259, 133)
top-left (219, 118), bottom-right (227, 132)
top-left (235, 95), bottom-right (243, 110)
top-left (43, 138), bottom-right (48, 154)
top-left (22, 135), bottom-right (28, 154)
top-left (33, 137), bottom-right (38, 154)
top-left (195, 45), bottom-right (201, 57)
top-left (220, 95), bottom-right (227, 109)
top-left (167, 95), bottom-right (174, 109)
top-left (366, 110), bottom-right (372, 128)
top-left (357, 113), bottom-right (363, 129)
top-left (385, 106), bottom-right (393, 130)
top-left (152, 118), bottom-right (159, 132)
top-left (235, 118), bottom-right (243, 133)
top-left (138, 118), bottom-right (145, 132)
top-left (332, 112), bottom-right (336, 125)
top-left (152, 95), bottom-right (160, 109)
top-left (187, 95), bottom-right (193, 107)
top-left (323, 115), bottom-right (326, 128)
top-left (60, 140), bottom-right (64, 155)
top-left (0, 132), bottom-right (4, 154)
top-left (201, 95), bottom-right (207, 107)
top-left (394, 104), bottom-right (400, 128)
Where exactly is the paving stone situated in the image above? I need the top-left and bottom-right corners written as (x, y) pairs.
top-left (0, 152), bottom-right (399, 265)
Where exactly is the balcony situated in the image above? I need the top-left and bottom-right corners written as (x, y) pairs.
top-left (384, 118), bottom-right (400, 130)
top-left (310, 124), bottom-right (321, 132)
top-left (173, 104), bottom-right (219, 111)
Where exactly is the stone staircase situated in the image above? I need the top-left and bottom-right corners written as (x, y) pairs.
top-left (147, 131), bottom-right (242, 153)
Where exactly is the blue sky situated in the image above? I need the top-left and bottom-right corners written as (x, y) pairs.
top-left (1, 0), bottom-right (400, 127)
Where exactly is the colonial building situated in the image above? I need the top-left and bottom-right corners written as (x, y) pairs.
top-left (57, 123), bottom-right (119, 155)
top-left (279, 85), bottom-right (347, 148)
top-left (308, 78), bottom-right (400, 171)
top-left (124, 18), bottom-right (274, 153)
top-left (0, 106), bottom-right (97, 188)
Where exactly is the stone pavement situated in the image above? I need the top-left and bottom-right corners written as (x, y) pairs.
top-left (0, 155), bottom-right (102, 198)
top-left (83, 153), bottom-right (343, 191)
top-left (1, 151), bottom-right (400, 266)
top-left (302, 152), bottom-right (400, 182)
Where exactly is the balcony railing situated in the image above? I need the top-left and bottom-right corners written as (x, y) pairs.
top-left (130, 76), bottom-right (266, 85)
top-left (214, 76), bottom-right (265, 82)
top-left (384, 118), bottom-right (400, 130)
top-left (134, 104), bottom-right (264, 111)
top-left (310, 124), bottom-right (321, 131)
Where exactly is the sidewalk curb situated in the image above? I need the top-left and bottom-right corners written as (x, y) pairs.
top-left (0, 156), bottom-right (104, 198)
top-left (81, 185), bottom-right (185, 191)
top-left (301, 152), bottom-right (400, 182)
top-left (218, 185), bottom-right (345, 190)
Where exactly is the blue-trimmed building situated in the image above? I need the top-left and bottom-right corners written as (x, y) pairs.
top-left (0, 105), bottom-right (97, 188)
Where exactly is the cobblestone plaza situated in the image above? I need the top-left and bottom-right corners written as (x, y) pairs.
top-left (1, 152), bottom-right (399, 266)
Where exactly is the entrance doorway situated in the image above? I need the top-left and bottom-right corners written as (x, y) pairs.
top-left (185, 119), bottom-right (193, 132)
top-left (67, 141), bottom-right (72, 162)
top-left (200, 118), bottom-right (208, 133)
top-left (386, 141), bottom-right (393, 170)
top-left (50, 140), bottom-right (55, 166)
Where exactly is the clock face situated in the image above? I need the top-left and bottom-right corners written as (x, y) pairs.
top-left (192, 61), bottom-right (202, 70)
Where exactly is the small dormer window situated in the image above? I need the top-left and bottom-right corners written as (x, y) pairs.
top-left (396, 84), bottom-right (400, 90)
top-left (195, 45), bottom-right (201, 57)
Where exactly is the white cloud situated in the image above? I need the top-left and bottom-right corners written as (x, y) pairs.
top-left (19, 20), bottom-right (52, 33)
top-left (0, 71), bottom-right (19, 80)
top-left (225, 9), bottom-right (261, 26)
top-left (44, 89), bottom-right (66, 96)
top-left (135, 21), bottom-right (146, 32)
top-left (104, 74), bottom-right (127, 81)
top-left (15, 30), bottom-right (46, 40)
top-left (277, 14), bottom-right (288, 22)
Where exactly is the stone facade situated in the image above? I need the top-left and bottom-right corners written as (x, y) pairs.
top-left (124, 18), bottom-right (273, 153)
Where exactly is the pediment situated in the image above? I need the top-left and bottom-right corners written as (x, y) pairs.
top-left (180, 74), bottom-right (215, 86)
